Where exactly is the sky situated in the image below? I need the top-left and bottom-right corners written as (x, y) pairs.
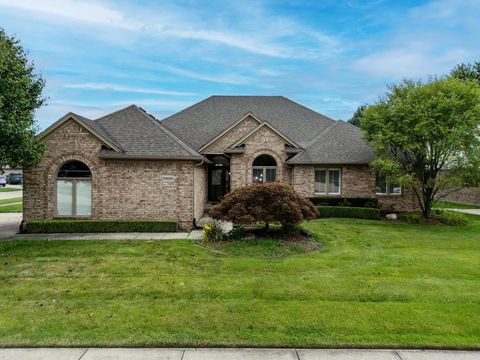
top-left (1, 0), bottom-right (479, 130)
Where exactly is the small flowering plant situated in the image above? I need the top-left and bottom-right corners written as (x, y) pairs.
top-left (202, 221), bottom-right (225, 242)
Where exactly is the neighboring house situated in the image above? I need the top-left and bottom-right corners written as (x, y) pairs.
top-left (24, 96), bottom-right (418, 230)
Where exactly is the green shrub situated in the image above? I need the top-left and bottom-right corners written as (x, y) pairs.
top-left (317, 206), bottom-right (380, 219)
top-left (309, 197), bottom-right (379, 208)
top-left (433, 211), bottom-right (468, 226)
top-left (226, 225), bottom-right (246, 241)
top-left (210, 183), bottom-right (318, 231)
top-left (22, 220), bottom-right (178, 233)
top-left (401, 212), bottom-right (424, 224)
top-left (202, 221), bottom-right (225, 242)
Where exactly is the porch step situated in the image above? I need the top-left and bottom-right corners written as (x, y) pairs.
top-left (196, 215), bottom-right (215, 228)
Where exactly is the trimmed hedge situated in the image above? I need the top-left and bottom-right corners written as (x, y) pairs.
top-left (309, 197), bottom-right (379, 208)
top-left (22, 220), bottom-right (178, 233)
top-left (317, 206), bottom-right (380, 219)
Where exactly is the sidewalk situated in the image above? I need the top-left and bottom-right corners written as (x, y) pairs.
top-left (0, 348), bottom-right (478, 359)
top-left (1, 230), bottom-right (203, 241)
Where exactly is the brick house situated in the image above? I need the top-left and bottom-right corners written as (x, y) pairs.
top-left (24, 96), bottom-right (418, 230)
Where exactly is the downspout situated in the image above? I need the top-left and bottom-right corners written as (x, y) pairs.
top-left (192, 160), bottom-right (205, 229)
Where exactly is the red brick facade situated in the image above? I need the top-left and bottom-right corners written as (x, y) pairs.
top-left (23, 120), bottom-right (202, 230)
top-left (24, 117), bottom-right (420, 230)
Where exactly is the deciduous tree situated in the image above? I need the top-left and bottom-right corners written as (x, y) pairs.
top-left (362, 78), bottom-right (480, 218)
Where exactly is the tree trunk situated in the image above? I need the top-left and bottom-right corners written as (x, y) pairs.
top-left (265, 221), bottom-right (270, 232)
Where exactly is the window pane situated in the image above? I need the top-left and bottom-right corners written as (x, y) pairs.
top-left (376, 174), bottom-right (387, 194)
top-left (252, 168), bottom-right (263, 183)
top-left (328, 170), bottom-right (340, 194)
top-left (266, 168), bottom-right (276, 182)
top-left (314, 169), bottom-right (326, 193)
top-left (76, 180), bottom-right (92, 216)
top-left (57, 180), bottom-right (73, 215)
top-left (211, 169), bottom-right (222, 185)
top-left (389, 183), bottom-right (401, 195)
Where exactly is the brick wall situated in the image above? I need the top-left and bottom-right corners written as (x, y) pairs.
top-left (292, 164), bottom-right (419, 212)
top-left (24, 119), bottom-right (197, 230)
top-left (229, 125), bottom-right (291, 190)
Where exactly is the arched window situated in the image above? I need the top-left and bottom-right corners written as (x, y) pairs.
top-left (56, 161), bottom-right (92, 216)
top-left (252, 154), bottom-right (277, 183)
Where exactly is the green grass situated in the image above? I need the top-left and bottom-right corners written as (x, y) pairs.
top-left (0, 217), bottom-right (479, 348)
top-left (435, 200), bottom-right (480, 209)
top-left (0, 197), bottom-right (22, 205)
top-left (0, 203), bottom-right (22, 213)
top-left (0, 187), bottom-right (21, 192)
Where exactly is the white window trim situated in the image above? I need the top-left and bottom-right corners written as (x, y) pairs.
top-left (56, 178), bottom-right (93, 217)
top-left (314, 168), bottom-right (341, 195)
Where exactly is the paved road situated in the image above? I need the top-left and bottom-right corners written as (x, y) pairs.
top-left (0, 348), bottom-right (478, 359)
top-left (451, 208), bottom-right (480, 216)
top-left (0, 185), bottom-right (22, 200)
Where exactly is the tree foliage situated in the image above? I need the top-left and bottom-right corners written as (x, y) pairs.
top-left (348, 104), bottom-right (366, 127)
top-left (209, 183), bottom-right (319, 231)
top-left (0, 28), bottom-right (45, 169)
top-left (450, 61), bottom-right (480, 85)
top-left (362, 78), bottom-right (480, 218)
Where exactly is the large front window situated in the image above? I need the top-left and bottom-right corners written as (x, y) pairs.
top-left (56, 161), bottom-right (92, 216)
top-left (314, 168), bottom-right (341, 195)
top-left (252, 154), bottom-right (277, 183)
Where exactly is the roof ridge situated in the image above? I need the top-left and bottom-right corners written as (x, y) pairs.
top-left (135, 106), bottom-right (203, 158)
top-left (86, 117), bottom-right (123, 151)
top-left (303, 121), bottom-right (340, 149)
top-left (161, 96), bottom-right (213, 123)
top-left (280, 96), bottom-right (337, 124)
top-left (94, 104), bottom-right (137, 121)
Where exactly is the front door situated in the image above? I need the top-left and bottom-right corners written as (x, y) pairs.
top-left (208, 166), bottom-right (229, 201)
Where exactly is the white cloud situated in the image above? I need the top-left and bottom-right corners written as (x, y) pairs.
top-left (0, 0), bottom-right (341, 59)
top-left (62, 83), bottom-right (195, 96)
top-left (155, 64), bottom-right (253, 85)
top-left (0, 0), bottom-right (135, 29)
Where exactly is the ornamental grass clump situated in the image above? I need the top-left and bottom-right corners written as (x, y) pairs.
top-left (209, 183), bottom-right (318, 232)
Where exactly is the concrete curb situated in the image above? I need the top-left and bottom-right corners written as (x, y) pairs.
top-left (0, 348), bottom-right (478, 360)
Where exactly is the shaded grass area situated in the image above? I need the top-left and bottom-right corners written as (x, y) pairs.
top-left (435, 200), bottom-right (480, 209)
top-left (0, 197), bottom-right (22, 205)
top-left (0, 217), bottom-right (479, 348)
top-left (0, 203), bottom-right (22, 213)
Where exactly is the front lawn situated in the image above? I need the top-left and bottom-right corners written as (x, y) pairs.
top-left (0, 217), bottom-right (479, 348)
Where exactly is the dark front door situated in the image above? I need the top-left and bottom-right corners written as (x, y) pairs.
top-left (208, 166), bottom-right (229, 201)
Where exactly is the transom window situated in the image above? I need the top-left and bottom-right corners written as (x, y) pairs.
top-left (252, 154), bottom-right (277, 183)
top-left (56, 161), bottom-right (92, 216)
top-left (314, 168), bottom-right (341, 195)
top-left (376, 174), bottom-right (401, 195)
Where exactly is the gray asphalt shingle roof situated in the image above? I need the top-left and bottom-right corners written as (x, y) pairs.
top-left (94, 105), bottom-right (204, 159)
top-left (286, 121), bottom-right (375, 164)
top-left (161, 96), bottom-right (337, 150)
top-left (54, 97), bottom-right (374, 164)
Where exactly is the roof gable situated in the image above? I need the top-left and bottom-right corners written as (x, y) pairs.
top-left (230, 121), bottom-right (301, 149)
top-left (39, 113), bottom-right (122, 152)
top-left (200, 113), bottom-right (262, 153)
